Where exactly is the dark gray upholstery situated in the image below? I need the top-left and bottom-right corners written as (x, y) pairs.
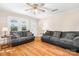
top-left (50, 37), bottom-right (60, 42)
top-left (53, 31), bottom-right (61, 38)
top-left (73, 36), bottom-right (79, 47)
top-left (64, 33), bottom-right (75, 40)
top-left (60, 38), bottom-right (73, 45)
top-left (44, 31), bottom-right (53, 36)
top-left (41, 31), bottom-right (79, 52)
top-left (10, 31), bottom-right (35, 46)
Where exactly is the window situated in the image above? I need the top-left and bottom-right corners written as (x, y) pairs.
top-left (10, 20), bottom-right (18, 31)
top-left (21, 21), bottom-right (27, 31)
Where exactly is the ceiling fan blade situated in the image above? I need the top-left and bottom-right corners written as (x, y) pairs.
top-left (43, 7), bottom-right (58, 12)
top-left (38, 9), bottom-right (46, 12)
top-left (43, 7), bottom-right (52, 11)
top-left (26, 3), bottom-right (33, 7)
top-left (52, 9), bottom-right (58, 12)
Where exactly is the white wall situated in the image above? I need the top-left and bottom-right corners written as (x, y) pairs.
top-left (1, 9), bottom-right (79, 37)
top-left (60, 9), bottom-right (79, 31)
top-left (0, 9), bottom-right (39, 36)
top-left (38, 14), bottom-right (63, 36)
top-left (38, 9), bottom-right (79, 36)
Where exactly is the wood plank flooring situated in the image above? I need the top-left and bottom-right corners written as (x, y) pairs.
top-left (0, 37), bottom-right (79, 56)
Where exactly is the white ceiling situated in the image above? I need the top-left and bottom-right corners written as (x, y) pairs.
top-left (0, 3), bottom-right (79, 19)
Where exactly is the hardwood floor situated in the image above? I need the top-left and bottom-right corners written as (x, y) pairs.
top-left (0, 37), bottom-right (79, 56)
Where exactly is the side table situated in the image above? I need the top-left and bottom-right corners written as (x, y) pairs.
top-left (0, 35), bottom-right (12, 51)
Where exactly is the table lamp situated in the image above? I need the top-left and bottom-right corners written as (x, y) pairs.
top-left (2, 27), bottom-right (8, 37)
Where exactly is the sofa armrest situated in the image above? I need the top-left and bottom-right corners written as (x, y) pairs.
top-left (41, 35), bottom-right (51, 40)
top-left (73, 36), bottom-right (79, 47)
top-left (42, 33), bottom-right (46, 36)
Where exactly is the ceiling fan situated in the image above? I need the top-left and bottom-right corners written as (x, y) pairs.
top-left (25, 3), bottom-right (58, 14)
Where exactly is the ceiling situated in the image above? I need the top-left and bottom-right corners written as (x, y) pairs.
top-left (0, 3), bottom-right (79, 19)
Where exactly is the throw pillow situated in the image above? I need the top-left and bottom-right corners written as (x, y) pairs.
top-left (65, 33), bottom-right (75, 40)
top-left (45, 31), bottom-right (53, 36)
top-left (53, 31), bottom-right (61, 38)
top-left (13, 32), bottom-right (20, 38)
top-left (27, 32), bottom-right (32, 36)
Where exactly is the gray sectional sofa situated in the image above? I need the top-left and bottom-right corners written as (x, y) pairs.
top-left (41, 31), bottom-right (79, 52)
top-left (10, 31), bottom-right (35, 46)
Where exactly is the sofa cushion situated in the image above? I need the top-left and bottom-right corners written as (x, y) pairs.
top-left (27, 32), bottom-right (33, 36)
top-left (42, 35), bottom-right (50, 41)
top-left (11, 32), bottom-right (20, 39)
top-left (60, 38), bottom-right (73, 45)
top-left (50, 37), bottom-right (60, 42)
top-left (11, 39), bottom-right (20, 43)
top-left (53, 31), bottom-right (61, 38)
top-left (45, 31), bottom-right (53, 36)
top-left (45, 31), bottom-right (50, 35)
top-left (20, 31), bottom-right (27, 37)
top-left (64, 33), bottom-right (75, 40)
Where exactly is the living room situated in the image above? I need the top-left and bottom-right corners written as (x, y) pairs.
top-left (0, 2), bottom-right (79, 56)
